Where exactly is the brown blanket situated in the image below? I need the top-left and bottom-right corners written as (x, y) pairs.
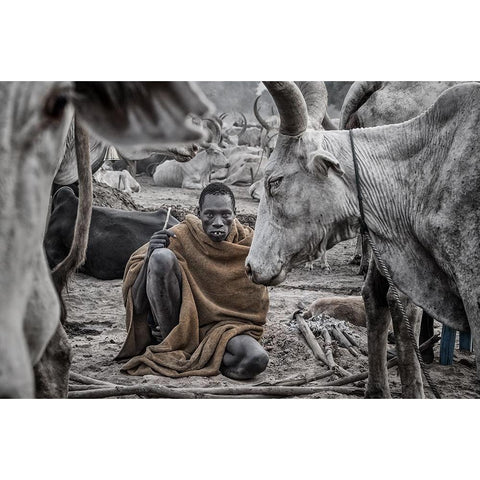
top-left (116, 214), bottom-right (269, 377)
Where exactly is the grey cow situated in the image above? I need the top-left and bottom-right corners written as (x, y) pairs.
top-left (246, 81), bottom-right (480, 398)
top-left (0, 81), bottom-right (211, 398)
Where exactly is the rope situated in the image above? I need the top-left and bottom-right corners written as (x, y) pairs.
top-left (349, 131), bottom-right (441, 399)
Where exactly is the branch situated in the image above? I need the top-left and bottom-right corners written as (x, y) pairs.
top-left (326, 333), bottom-right (441, 387)
top-left (295, 313), bottom-right (329, 366)
top-left (67, 384), bottom-right (365, 399)
top-left (69, 371), bottom-right (116, 387)
top-left (255, 369), bottom-right (335, 387)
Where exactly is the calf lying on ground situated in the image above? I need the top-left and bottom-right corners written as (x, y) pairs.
top-left (94, 167), bottom-right (141, 193)
top-left (152, 145), bottom-right (229, 189)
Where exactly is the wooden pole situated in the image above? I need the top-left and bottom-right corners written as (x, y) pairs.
top-left (69, 371), bottom-right (116, 387)
top-left (256, 369), bottom-right (335, 387)
top-left (67, 384), bottom-right (365, 399)
top-left (331, 325), bottom-right (359, 357)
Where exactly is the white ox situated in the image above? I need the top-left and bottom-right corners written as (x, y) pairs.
top-left (152, 144), bottom-right (229, 189)
top-left (246, 81), bottom-right (480, 398)
top-left (340, 81), bottom-right (461, 273)
top-left (0, 81), bottom-right (211, 398)
top-left (211, 145), bottom-right (266, 186)
top-left (94, 166), bottom-right (141, 193)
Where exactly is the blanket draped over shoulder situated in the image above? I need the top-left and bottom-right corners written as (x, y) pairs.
top-left (116, 214), bottom-right (269, 377)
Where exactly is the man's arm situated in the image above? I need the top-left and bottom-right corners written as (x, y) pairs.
top-left (130, 229), bottom-right (175, 315)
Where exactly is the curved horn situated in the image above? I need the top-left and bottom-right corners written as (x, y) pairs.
top-left (322, 112), bottom-right (338, 130)
top-left (263, 82), bottom-right (308, 137)
top-left (202, 118), bottom-right (222, 144)
top-left (238, 112), bottom-right (247, 137)
top-left (295, 81), bottom-right (328, 130)
top-left (253, 95), bottom-right (273, 131)
top-left (210, 114), bottom-right (223, 129)
top-left (339, 81), bottom-right (383, 129)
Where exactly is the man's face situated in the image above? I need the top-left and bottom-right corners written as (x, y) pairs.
top-left (199, 194), bottom-right (235, 242)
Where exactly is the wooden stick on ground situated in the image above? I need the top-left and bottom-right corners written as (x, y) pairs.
top-left (339, 327), bottom-right (359, 348)
top-left (67, 384), bottom-right (365, 399)
top-left (325, 333), bottom-right (441, 387)
top-left (69, 372), bottom-right (116, 387)
top-left (295, 314), bottom-right (329, 366)
top-left (331, 325), bottom-right (359, 357)
top-left (255, 369), bottom-right (335, 387)
top-left (320, 327), bottom-right (350, 377)
top-left (68, 383), bottom-right (110, 391)
top-left (339, 328), bottom-right (369, 356)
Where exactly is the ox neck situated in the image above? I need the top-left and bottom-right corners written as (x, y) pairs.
top-left (322, 121), bottom-right (429, 243)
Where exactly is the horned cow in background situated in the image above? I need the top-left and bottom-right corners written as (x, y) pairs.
top-left (152, 116), bottom-right (229, 189)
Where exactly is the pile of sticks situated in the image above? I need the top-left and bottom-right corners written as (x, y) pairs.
top-left (295, 313), bottom-right (362, 378)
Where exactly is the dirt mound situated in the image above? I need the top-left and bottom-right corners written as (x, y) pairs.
top-left (92, 179), bottom-right (145, 211)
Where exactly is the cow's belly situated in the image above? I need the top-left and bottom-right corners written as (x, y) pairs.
top-left (376, 237), bottom-right (469, 331)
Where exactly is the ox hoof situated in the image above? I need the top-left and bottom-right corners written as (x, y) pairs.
top-left (365, 388), bottom-right (391, 399)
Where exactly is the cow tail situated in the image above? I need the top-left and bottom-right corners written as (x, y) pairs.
top-left (51, 116), bottom-right (93, 323)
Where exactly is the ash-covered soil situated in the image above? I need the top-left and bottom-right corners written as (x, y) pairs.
top-left (64, 175), bottom-right (480, 399)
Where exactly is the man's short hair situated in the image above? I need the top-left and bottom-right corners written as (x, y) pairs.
top-left (199, 182), bottom-right (236, 212)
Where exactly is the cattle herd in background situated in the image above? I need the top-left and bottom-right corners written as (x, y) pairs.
top-left (2, 80), bottom-right (479, 399)
top-left (98, 86), bottom-right (330, 197)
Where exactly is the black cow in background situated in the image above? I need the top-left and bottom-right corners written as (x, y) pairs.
top-left (45, 187), bottom-right (179, 280)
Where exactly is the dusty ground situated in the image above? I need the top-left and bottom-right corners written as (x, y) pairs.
top-left (64, 175), bottom-right (480, 399)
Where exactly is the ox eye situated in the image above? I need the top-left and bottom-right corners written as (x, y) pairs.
top-left (268, 176), bottom-right (283, 195)
top-left (44, 93), bottom-right (69, 121)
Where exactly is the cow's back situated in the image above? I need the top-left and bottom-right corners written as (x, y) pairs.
top-left (45, 188), bottom-right (179, 279)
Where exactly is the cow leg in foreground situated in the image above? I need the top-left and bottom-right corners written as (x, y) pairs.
top-left (34, 324), bottom-right (71, 398)
top-left (362, 259), bottom-right (392, 398)
top-left (387, 289), bottom-right (424, 398)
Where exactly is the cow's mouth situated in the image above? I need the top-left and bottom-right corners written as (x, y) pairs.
top-left (246, 262), bottom-right (287, 286)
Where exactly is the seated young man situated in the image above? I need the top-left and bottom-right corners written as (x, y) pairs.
top-left (116, 182), bottom-right (270, 380)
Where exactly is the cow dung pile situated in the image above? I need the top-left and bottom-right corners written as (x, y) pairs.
top-left (93, 179), bottom-right (144, 211)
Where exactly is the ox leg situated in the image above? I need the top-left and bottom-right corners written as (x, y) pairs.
top-left (349, 234), bottom-right (362, 265)
top-left (456, 290), bottom-right (480, 380)
top-left (34, 323), bottom-right (72, 398)
top-left (358, 237), bottom-right (371, 277)
top-left (362, 259), bottom-right (391, 398)
top-left (24, 256), bottom-right (71, 398)
top-left (387, 292), bottom-right (424, 398)
top-left (419, 311), bottom-right (435, 364)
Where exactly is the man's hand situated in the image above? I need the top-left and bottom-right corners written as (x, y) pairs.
top-left (147, 230), bottom-right (176, 257)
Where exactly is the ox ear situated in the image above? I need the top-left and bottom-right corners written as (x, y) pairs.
top-left (72, 82), bottom-right (213, 149)
top-left (307, 149), bottom-right (345, 178)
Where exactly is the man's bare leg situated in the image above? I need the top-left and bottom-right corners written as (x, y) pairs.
top-left (220, 335), bottom-right (269, 380)
top-left (145, 249), bottom-right (182, 342)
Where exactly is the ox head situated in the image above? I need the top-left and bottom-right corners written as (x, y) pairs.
top-left (204, 144), bottom-right (230, 180)
top-left (245, 81), bottom-right (350, 286)
top-left (0, 81), bottom-right (212, 397)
